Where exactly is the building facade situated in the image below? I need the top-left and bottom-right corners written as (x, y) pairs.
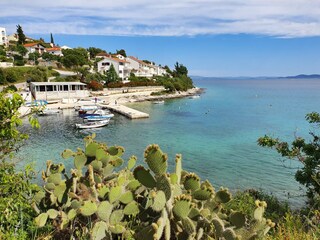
top-left (29, 82), bottom-right (88, 101)
top-left (0, 27), bottom-right (8, 46)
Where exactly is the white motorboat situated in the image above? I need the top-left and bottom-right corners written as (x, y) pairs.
top-left (37, 108), bottom-right (61, 116)
top-left (83, 109), bottom-right (114, 121)
top-left (75, 119), bottom-right (110, 129)
top-left (152, 100), bottom-right (165, 104)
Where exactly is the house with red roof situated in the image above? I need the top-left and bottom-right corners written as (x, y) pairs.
top-left (23, 42), bottom-right (46, 56)
top-left (46, 46), bottom-right (62, 56)
top-left (96, 54), bottom-right (130, 80)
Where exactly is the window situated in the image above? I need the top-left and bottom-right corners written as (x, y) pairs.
top-left (63, 85), bottom-right (68, 91)
top-left (46, 85), bottom-right (53, 91)
top-left (72, 85), bottom-right (76, 90)
top-left (119, 70), bottom-right (123, 73)
top-left (102, 62), bottom-right (110, 66)
top-left (39, 86), bottom-right (45, 92)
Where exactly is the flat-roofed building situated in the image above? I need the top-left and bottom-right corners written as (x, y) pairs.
top-left (29, 82), bottom-right (89, 101)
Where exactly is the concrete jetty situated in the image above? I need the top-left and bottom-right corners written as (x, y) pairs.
top-left (101, 104), bottom-right (149, 119)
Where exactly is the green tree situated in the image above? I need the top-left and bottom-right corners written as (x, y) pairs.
top-left (0, 90), bottom-right (41, 238)
top-left (16, 25), bottom-right (26, 45)
top-left (116, 49), bottom-right (127, 57)
top-left (50, 33), bottom-right (54, 45)
top-left (173, 62), bottom-right (188, 77)
top-left (61, 48), bottom-right (89, 69)
top-left (16, 45), bottom-right (28, 57)
top-left (87, 47), bottom-right (106, 59)
top-left (0, 68), bottom-right (5, 85)
top-left (258, 112), bottom-right (320, 208)
top-left (28, 52), bottom-right (40, 61)
top-left (105, 64), bottom-right (118, 84)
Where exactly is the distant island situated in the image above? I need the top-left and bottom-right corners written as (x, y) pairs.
top-left (191, 74), bottom-right (320, 80)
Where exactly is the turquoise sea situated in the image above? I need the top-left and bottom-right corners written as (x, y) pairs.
top-left (18, 78), bottom-right (320, 207)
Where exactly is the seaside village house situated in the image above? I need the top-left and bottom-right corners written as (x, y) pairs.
top-left (29, 82), bottom-right (89, 102)
top-left (0, 27), bottom-right (8, 47)
top-left (23, 42), bottom-right (46, 58)
top-left (96, 53), bottom-right (130, 81)
top-left (96, 54), bottom-right (167, 81)
top-left (0, 27), bottom-right (12, 68)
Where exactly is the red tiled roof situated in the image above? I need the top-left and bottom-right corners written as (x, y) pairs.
top-left (96, 52), bottom-right (111, 57)
top-left (24, 42), bottom-right (45, 48)
top-left (128, 56), bottom-right (146, 64)
top-left (111, 57), bottom-right (128, 63)
top-left (46, 47), bottom-right (61, 51)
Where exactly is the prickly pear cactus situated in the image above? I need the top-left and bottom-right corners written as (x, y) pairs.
top-left (33, 135), bottom-right (274, 240)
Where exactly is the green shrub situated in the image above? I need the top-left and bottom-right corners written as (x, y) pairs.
top-left (0, 163), bottom-right (41, 239)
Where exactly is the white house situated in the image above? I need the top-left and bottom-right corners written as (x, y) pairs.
top-left (0, 27), bottom-right (8, 46)
top-left (24, 42), bottom-right (46, 56)
top-left (126, 56), bottom-right (165, 78)
top-left (46, 46), bottom-right (62, 56)
top-left (29, 82), bottom-right (88, 101)
top-left (97, 54), bottom-right (130, 80)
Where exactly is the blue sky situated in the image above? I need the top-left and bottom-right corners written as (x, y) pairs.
top-left (1, 0), bottom-right (320, 77)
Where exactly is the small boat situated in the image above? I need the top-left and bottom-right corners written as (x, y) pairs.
top-left (85, 114), bottom-right (114, 121)
top-left (189, 95), bottom-right (200, 99)
top-left (37, 108), bottom-right (61, 116)
top-left (75, 105), bottom-right (99, 113)
top-left (82, 109), bottom-right (114, 121)
top-left (75, 119), bottom-right (110, 129)
top-left (152, 100), bottom-right (165, 104)
top-left (25, 100), bottom-right (48, 107)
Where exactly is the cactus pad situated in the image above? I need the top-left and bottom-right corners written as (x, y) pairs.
top-left (229, 211), bottom-right (246, 228)
top-left (127, 179), bottom-right (141, 191)
top-left (119, 191), bottom-right (134, 204)
top-left (123, 201), bottom-right (140, 216)
top-left (151, 190), bottom-right (166, 212)
top-left (212, 217), bottom-right (225, 238)
top-left (181, 217), bottom-right (196, 235)
top-left (144, 144), bottom-right (168, 175)
top-left (91, 160), bottom-right (103, 172)
top-left (192, 187), bottom-right (214, 200)
top-left (110, 209), bottom-right (124, 225)
top-left (79, 200), bottom-right (97, 216)
top-left (133, 166), bottom-right (156, 188)
top-left (109, 186), bottom-right (122, 203)
top-left (35, 213), bottom-right (49, 227)
top-left (97, 201), bottom-right (113, 222)
top-left (172, 195), bottom-right (192, 219)
top-left (223, 228), bottom-right (239, 240)
top-left (47, 209), bottom-right (58, 219)
top-left (184, 173), bottom-right (200, 192)
top-left (61, 149), bottom-right (74, 159)
top-left (156, 174), bottom-right (172, 201)
top-left (85, 142), bottom-right (100, 157)
top-left (127, 156), bottom-right (137, 170)
top-left (92, 221), bottom-right (108, 240)
top-left (74, 152), bottom-right (87, 170)
top-left (215, 188), bottom-right (232, 203)
top-left (109, 224), bottom-right (126, 234)
top-left (67, 209), bottom-right (77, 220)
top-left (107, 146), bottom-right (124, 156)
top-left (47, 173), bottom-right (62, 185)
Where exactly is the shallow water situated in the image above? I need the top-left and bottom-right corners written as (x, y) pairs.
top-left (18, 78), bottom-right (320, 207)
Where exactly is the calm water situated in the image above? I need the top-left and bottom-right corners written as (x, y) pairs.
top-left (18, 78), bottom-right (320, 207)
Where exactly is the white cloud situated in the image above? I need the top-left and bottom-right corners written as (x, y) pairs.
top-left (1, 0), bottom-right (320, 37)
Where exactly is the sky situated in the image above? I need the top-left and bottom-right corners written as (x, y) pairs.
top-left (1, 0), bottom-right (320, 77)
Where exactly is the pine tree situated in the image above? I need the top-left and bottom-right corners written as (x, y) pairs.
top-left (16, 24), bottom-right (26, 45)
top-left (50, 33), bottom-right (54, 45)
